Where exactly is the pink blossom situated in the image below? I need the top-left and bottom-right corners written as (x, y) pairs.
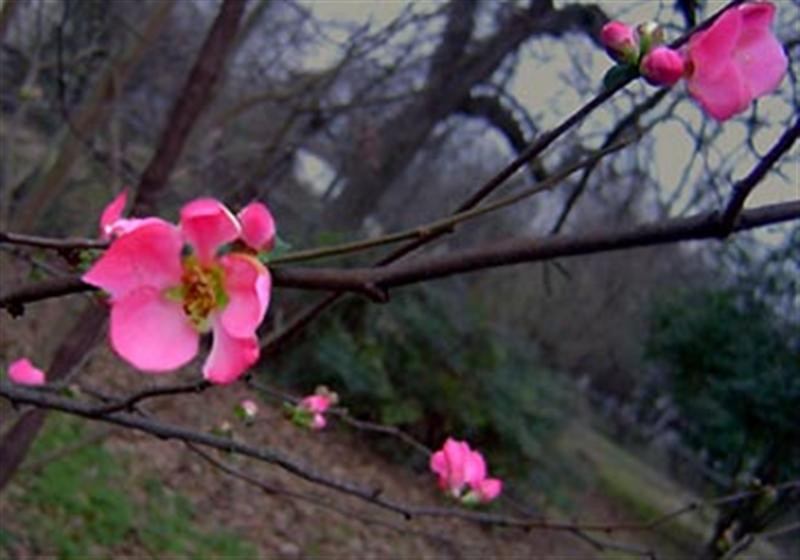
top-left (640, 46), bottom-right (685, 86)
top-left (238, 202), bottom-right (276, 252)
top-left (8, 358), bottom-right (46, 386)
top-left (685, 1), bottom-right (788, 121)
top-left (240, 398), bottom-right (258, 419)
top-left (430, 438), bottom-right (502, 503)
top-left (299, 394), bottom-right (332, 430)
top-left (601, 21), bottom-right (639, 64)
top-left (83, 197), bottom-right (273, 384)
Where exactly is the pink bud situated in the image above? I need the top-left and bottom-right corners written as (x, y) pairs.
top-left (8, 358), bottom-right (46, 386)
top-left (601, 21), bottom-right (639, 64)
top-left (238, 202), bottom-right (276, 252)
top-left (240, 398), bottom-right (258, 419)
top-left (640, 46), bottom-right (685, 86)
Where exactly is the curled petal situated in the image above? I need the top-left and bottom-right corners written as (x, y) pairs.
top-left (8, 358), bottom-right (46, 386)
top-left (219, 254), bottom-right (271, 338)
top-left (100, 189), bottom-right (128, 239)
top-left (110, 287), bottom-right (198, 372)
top-left (430, 449), bottom-right (449, 484)
top-left (203, 318), bottom-right (259, 385)
top-left (238, 202), bottom-right (276, 252)
top-left (180, 198), bottom-right (241, 264)
top-left (83, 220), bottom-right (183, 300)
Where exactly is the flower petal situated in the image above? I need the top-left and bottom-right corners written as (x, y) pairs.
top-left (311, 413), bottom-right (327, 430)
top-left (430, 450), bottom-right (449, 480)
top-left (238, 202), bottom-right (276, 252)
top-left (110, 287), bottom-right (198, 372)
top-left (8, 358), bottom-right (46, 386)
top-left (83, 220), bottom-right (183, 300)
top-left (180, 198), bottom-right (241, 264)
top-left (301, 395), bottom-right (331, 414)
top-left (463, 449), bottom-right (488, 486)
top-left (219, 254), bottom-right (271, 338)
top-left (100, 189), bottom-right (128, 239)
top-left (688, 6), bottom-right (741, 82)
top-left (203, 318), bottom-right (259, 385)
top-left (688, 62), bottom-right (750, 121)
top-left (735, 2), bottom-right (787, 97)
top-left (476, 478), bottom-right (502, 502)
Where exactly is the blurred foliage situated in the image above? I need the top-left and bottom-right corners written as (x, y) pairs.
top-left (273, 285), bottom-right (572, 480)
top-left (645, 288), bottom-right (800, 482)
top-left (6, 414), bottom-right (256, 559)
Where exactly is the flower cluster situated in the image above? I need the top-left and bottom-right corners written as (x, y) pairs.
top-left (601, 2), bottom-right (787, 121)
top-left (430, 438), bottom-right (502, 504)
top-left (286, 386), bottom-right (338, 430)
top-left (83, 192), bottom-right (275, 385)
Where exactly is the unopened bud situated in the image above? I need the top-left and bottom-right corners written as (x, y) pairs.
top-left (601, 21), bottom-right (640, 64)
top-left (637, 21), bottom-right (665, 55)
top-left (640, 46), bottom-right (685, 86)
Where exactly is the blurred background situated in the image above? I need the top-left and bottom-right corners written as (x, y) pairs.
top-left (0, 0), bottom-right (798, 557)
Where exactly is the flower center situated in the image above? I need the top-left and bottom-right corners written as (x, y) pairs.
top-left (177, 256), bottom-right (228, 331)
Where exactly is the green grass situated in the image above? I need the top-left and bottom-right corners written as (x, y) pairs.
top-left (4, 414), bottom-right (257, 558)
top-left (557, 421), bottom-right (783, 558)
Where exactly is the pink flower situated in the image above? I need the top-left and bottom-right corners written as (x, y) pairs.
top-left (83, 197), bottom-right (274, 384)
top-left (601, 21), bottom-right (639, 64)
top-left (430, 438), bottom-right (502, 503)
top-left (239, 398), bottom-right (258, 419)
top-left (685, 1), bottom-right (788, 121)
top-left (238, 202), bottom-right (276, 252)
top-left (8, 358), bottom-right (46, 386)
top-left (640, 46), bottom-right (685, 86)
top-left (299, 394), bottom-right (332, 430)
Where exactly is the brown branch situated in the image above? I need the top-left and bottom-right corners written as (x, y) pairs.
top-left (0, 231), bottom-right (107, 250)
top-left (134, 0), bottom-right (247, 213)
top-left (2, 201), bottom-right (797, 311)
top-left (719, 116), bottom-right (800, 233)
top-left (3, 382), bottom-right (798, 537)
top-left (261, 0), bottom-right (747, 351)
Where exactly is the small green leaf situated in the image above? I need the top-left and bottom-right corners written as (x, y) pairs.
top-left (603, 64), bottom-right (639, 92)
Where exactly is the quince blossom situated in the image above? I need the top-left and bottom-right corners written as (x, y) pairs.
top-left (684, 1), bottom-right (788, 121)
top-left (640, 46), bottom-right (685, 86)
top-left (299, 394), bottom-right (333, 430)
top-left (83, 196), bottom-right (275, 385)
top-left (8, 358), bottom-right (46, 386)
top-left (601, 21), bottom-right (639, 64)
top-left (430, 438), bottom-right (502, 504)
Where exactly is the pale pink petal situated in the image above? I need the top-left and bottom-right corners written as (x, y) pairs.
top-left (735, 3), bottom-right (787, 97)
top-left (688, 62), bottom-right (750, 121)
top-left (203, 318), bottom-right (259, 385)
top-left (8, 358), bottom-right (46, 386)
top-left (180, 198), bottom-right (241, 265)
top-left (100, 189), bottom-right (128, 239)
top-left (311, 413), bottom-right (326, 430)
top-left (82, 221), bottom-right (183, 300)
top-left (688, 6), bottom-right (741, 82)
top-left (238, 202), bottom-right (276, 252)
top-left (219, 254), bottom-right (271, 338)
top-left (475, 478), bottom-right (502, 502)
top-left (110, 287), bottom-right (198, 372)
